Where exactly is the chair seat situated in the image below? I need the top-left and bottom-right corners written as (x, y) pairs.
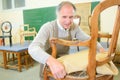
top-left (45, 66), bottom-right (113, 80)
top-left (57, 49), bottom-right (118, 75)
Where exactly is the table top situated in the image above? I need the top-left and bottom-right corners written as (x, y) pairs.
top-left (0, 42), bottom-right (31, 52)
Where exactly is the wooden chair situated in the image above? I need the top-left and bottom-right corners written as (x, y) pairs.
top-left (73, 15), bottom-right (81, 26)
top-left (19, 24), bottom-right (37, 44)
top-left (0, 21), bottom-right (14, 65)
top-left (43, 0), bottom-right (120, 80)
top-left (0, 21), bottom-right (12, 46)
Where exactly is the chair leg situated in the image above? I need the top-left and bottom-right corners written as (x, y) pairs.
top-left (7, 52), bottom-right (16, 62)
top-left (23, 51), bottom-right (34, 69)
top-left (11, 53), bottom-right (15, 62)
top-left (29, 56), bottom-right (34, 66)
top-left (24, 54), bottom-right (28, 69)
top-left (77, 46), bottom-right (79, 51)
top-left (43, 68), bottom-right (49, 80)
top-left (7, 53), bottom-right (10, 62)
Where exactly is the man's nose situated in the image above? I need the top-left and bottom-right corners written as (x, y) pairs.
top-left (66, 18), bottom-right (72, 23)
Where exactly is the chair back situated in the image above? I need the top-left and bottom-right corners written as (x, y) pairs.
top-left (1, 21), bottom-right (12, 46)
top-left (1, 21), bottom-right (12, 36)
top-left (73, 15), bottom-right (81, 26)
top-left (88, 0), bottom-right (120, 79)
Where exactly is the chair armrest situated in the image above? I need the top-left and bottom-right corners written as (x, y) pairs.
top-left (98, 32), bottom-right (112, 38)
top-left (49, 38), bottom-right (90, 58)
top-left (50, 38), bottom-right (90, 47)
top-left (96, 53), bottom-right (115, 66)
top-left (29, 27), bottom-right (36, 31)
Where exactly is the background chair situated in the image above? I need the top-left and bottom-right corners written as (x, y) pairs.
top-left (43, 0), bottom-right (120, 80)
top-left (19, 24), bottom-right (37, 44)
top-left (0, 21), bottom-right (12, 46)
top-left (73, 15), bottom-right (81, 26)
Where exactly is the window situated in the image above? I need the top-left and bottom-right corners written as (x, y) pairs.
top-left (14, 0), bottom-right (25, 8)
top-left (2, 0), bottom-right (12, 9)
top-left (2, 0), bottom-right (25, 10)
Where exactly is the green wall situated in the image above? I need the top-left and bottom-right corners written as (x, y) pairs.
top-left (91, 1), bottom-right (99, 13)
top-left (23, 6), bottom-right (56, 32)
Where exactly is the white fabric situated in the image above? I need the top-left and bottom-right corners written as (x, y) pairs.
top-left (57, 49), bottom-right (119, 75)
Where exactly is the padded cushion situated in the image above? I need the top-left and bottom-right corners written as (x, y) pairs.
top-left (57, 49), bottom-right (118, 75)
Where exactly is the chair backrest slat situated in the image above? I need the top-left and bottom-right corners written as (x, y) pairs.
top-left (89, 0), bottom-right (120, 79)
top-left (108, 6), bottom-right (120, 56)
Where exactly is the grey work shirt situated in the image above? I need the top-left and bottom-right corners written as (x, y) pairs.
top-left (28, 20), bottom-right (103, 64)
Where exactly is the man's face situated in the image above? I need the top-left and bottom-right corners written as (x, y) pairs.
top-left (57, 5), bottom-right (75, 30)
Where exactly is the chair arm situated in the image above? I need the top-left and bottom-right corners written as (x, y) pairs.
top-left (98, 32), bottom-right (112, 38)
top-left (50, 38), bottom-right (90, 47)
top-left (96, 53), bottom-right (115, 66)
top-left (29, 27), bottom-right (36, 31)
top-left (49, 38), bottom-right (90, 58)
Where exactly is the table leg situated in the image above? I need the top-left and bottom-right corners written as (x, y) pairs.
top-left (3, 51), bottom-right (7, 69)
top-left (17, 53), bottom-right (22, 72)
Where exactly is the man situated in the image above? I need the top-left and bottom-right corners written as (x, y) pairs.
top-left (28, 1), bottom-right (105, 79)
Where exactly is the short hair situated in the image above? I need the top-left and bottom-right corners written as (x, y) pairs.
top-left (56, 1), bottom-right (76, 13)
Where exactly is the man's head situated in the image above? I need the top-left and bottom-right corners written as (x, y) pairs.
top-left (56, 1), bottom-right (76, 30)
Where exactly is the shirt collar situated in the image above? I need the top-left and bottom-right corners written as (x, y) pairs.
top-left (57, 19), bottom-right (69, 31)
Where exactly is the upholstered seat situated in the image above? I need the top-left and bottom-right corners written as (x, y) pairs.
top-left (57, 49), bottom-right (118, 75)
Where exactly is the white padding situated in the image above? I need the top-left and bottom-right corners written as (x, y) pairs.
top-left (57, 49), bottom-right (118, 75)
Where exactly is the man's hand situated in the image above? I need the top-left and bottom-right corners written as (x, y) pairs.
top-left (46, 56), bottom-right (66, 79)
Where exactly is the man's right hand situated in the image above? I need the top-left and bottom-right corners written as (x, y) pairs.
top-left (46, 56), bottom-right (66, 79)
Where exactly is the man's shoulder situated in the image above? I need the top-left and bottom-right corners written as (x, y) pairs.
top-left (40, 20), bottom-right (57, 31)
top-left (44, 20), bottom-right (57, 26)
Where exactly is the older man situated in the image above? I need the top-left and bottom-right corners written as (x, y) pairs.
top-left (28, 1), bottom-right (105, 79)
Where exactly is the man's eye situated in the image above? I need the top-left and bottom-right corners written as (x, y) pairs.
top-left (63, 16), bottom-right (67, 18)
top-left (69, 16), bottom-right (73, 19)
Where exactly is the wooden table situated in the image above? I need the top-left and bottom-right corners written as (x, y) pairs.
top-left (0, 42), bottom-right (32, 72)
